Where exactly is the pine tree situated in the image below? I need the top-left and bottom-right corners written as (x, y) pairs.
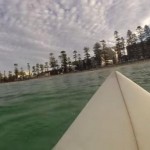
top-left (93, 42), bottom-right (102, 65)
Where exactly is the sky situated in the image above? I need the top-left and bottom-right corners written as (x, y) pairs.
top-left (0, 0), bottom-right (150, 72)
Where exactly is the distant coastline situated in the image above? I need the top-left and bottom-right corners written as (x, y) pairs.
top-left (1, 59), bottom-right (150, 85)
top-left (1, 25), bottom-right (150, 84)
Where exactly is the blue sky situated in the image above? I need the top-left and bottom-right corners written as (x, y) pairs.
top-left (0, 0), bottom-right (150, 72)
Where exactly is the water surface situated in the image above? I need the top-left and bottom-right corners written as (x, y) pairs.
top-left (0, 62), bottom-right (150, 150)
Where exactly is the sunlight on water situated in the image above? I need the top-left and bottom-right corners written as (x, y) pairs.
top-left (0, 62), bottom-right (150, 150)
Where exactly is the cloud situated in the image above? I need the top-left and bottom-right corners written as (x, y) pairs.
top-left (0, 0), bottom-right (150, 72)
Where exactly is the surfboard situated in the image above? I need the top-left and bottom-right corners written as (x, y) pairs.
top-left (53, 71), bottom-right (150, 150)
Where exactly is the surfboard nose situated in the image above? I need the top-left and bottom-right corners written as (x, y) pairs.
top-left (53, 71), bottom-right (150, 150)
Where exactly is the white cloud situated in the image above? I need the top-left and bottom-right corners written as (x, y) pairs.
top-left (141, 17), bottom-right (150, 27)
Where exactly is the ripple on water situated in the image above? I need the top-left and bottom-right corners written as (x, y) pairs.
top-left (0, 62), bottom-right (150, 149)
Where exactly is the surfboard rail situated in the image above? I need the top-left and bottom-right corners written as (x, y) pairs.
top-left (53, 71), bottom-right (150, 150)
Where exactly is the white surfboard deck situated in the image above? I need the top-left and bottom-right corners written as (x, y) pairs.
top-left (53, 71), bottom-right (150, 150)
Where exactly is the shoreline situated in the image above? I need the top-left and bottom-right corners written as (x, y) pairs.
top-left (1, 59), bottom-right (150, 84)
top-left (51, 59), bottom-right (150, 77)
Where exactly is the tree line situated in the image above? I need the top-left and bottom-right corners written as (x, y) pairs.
top-left (0, 24), bottom-right (150, 83)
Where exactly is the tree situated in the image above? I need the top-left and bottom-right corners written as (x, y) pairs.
top-left (126, 30), bottom-right (138, 60)
top-left (100, 40), bottom-right (106, 49)
top-left (100, 40), bottom-right (108, 61)
top-left (127, 30), bottom-right (133, 46)
top-left (3, 71), bottom-right (7, 82)
top-left (77, 54), bottom-right (82, 70)
top-left (114, 31), bottom-right (122, 62)
top-left (59, 51), bottom-right (68, 73)
top-left (44, 62), bottom-right (49, 72)
top-left (0, 72), bottom-right (3, 82)
top-left (93, 42), bottom-right (102, 65)
top-left (121, 37), bottom-right (125, 55)
top-left (3, 70), bottom-right (6, 78)
top-left (144, 25), bottom-right (150, 40)
top-left (84, 47), bottom-right (91, 69)
top-left (32, 66), bottom-right (36, 76)
top-left (27, 63), bottom-right (31, 77)
top-left (36, 63), bottom-right (40, 76)
top-left (49, 53), bottom-right (57, 70)
top-left (78, 54), bottom-right (81, 61)
top-left (40, 64), bottom-right (44, 73)
top-left (67, 57), bottom-right (72, 72)
top-left (73, 50), bottom-right (77, 62)
top-left (20, 67), bottom-right (26, 79)
top-left (14, 63), bottom-right (19, 79)
top-left (132, 34), bottom-right (138, 43)
top-left (144, 25), bottom-right (150, 57)
top-left (84, 47), bottom-right (90, 60)
top-left (8, 71), bottom-right (13, 81)
top-left (137, 26), bottom-right (145, 41)
top-left (136, 26), bottom-right (145, 58)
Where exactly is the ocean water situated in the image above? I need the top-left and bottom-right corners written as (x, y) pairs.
top-left (0, 62), bottom-right (150, 150)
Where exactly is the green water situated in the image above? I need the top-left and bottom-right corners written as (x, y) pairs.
top-left (0, 62), bottom-right (150, 150)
